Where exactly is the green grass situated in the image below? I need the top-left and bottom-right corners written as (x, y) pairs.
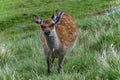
top-left (0, 0), bottom-right (120, 80)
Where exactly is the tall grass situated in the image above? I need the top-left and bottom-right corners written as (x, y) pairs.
top-left (0, 12), bottom-right (120, 79)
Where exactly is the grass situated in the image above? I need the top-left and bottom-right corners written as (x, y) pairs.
top-left (0, 0), bottom-right (120, 80)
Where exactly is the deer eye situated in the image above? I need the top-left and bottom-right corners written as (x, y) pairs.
top-left (50, 24), bottom-right (54, 28)
top-left (41, 25), bottom-right (44, 28)
top-left (41, 25), bottom-right (46, 29)
top-left (52, 23), bottom-right (54, 26)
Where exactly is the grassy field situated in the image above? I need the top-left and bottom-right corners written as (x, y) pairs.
top-left (0, 0), bottom-right (120, 80)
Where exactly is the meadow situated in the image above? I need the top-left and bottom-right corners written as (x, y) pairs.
top-left (0, 0), bottom-right (120, 80)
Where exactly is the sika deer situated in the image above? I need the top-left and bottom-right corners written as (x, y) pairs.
top-left (33, 10), bottom-right (78, 74)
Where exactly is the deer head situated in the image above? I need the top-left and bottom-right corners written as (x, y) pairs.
top-left (33, 10), bottom-right (63, 37)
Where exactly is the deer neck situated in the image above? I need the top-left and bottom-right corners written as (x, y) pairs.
top-left (45, 27), bottom-right (60, 51)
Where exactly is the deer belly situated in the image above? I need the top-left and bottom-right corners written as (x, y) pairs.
top-left (52, 49), bottom-right (64, 58)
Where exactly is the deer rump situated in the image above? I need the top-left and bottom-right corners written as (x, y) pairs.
top-left (33, 10), bottom-right (78, 74)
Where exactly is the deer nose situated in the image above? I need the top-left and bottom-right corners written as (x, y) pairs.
top-left (44, 30), bottom-right (50, 36)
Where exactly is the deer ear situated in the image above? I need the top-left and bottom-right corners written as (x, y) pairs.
top-left (51, 9), bottom-right (63, 25)
top-left (33, 14), bottom-right (42, 24)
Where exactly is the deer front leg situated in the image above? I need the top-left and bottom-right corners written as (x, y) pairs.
top-left (57, 55), bottom-right (64, 73)
top-left (44, 48), bottom-right (53, 74)
top-left (46, 55), bottom-right (55, 74)
top-left (46, 56), bottom-right (51, 74)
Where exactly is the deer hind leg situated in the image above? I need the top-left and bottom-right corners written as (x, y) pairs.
top-left (51, 56), bottom-right (55, 66)
top-left (57, 55), bottom-right (65, 73)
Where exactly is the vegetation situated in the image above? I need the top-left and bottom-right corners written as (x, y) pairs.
top-left (0, 0), bottom-right (120, 80)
